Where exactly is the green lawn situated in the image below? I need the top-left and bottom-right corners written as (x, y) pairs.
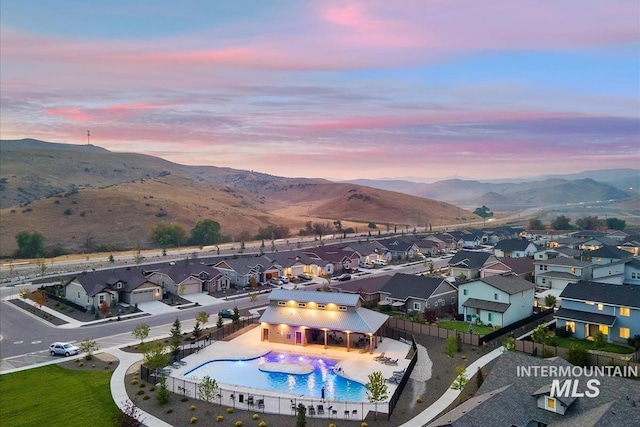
top-left (437, 320), bottom-right (494, 336)
top-left (0, 365), bottom-right (119, 427)
top-left (551, 336), bottom-right (634, 355)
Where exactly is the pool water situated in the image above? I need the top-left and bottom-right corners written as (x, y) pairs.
top-left (185, 351), bottom-right (369, 402)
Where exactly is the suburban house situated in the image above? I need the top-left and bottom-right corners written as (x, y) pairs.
top-left (534, 257), bottom-right (593, 290)
top-left (555, 280), bottom-right (640, 343)
top-left (341, 241), bottom-right (390, 264)
top-left (428, 351), bottom-right (640, 427)
top-left (330, 274), bottom-right (393, 307)
top-left (211, 256), bottom-right (281, 287)
top-left (378, 273), bottom-right (458, 315)
top-left (145, 264), bottom-right (231, 295)
top-left (619, 234), bottom-right (640, 256)
top-left (303, 247), bottom-right (359, 273)
top-left (377, 238), bottom-right (419, 261)
top-left (425, 233), bottom-right (464, 252)
top-left (549, 236), bottom-right (582, 249)
top-left (415, 239), bottom-right (440, 257)
top-left (63, 268), bottom-right (162, 309)
top-left (448, 250), bottom-right (499, 280)
top-left (585, 245), bottom-right (633, 265)
top-left (625, 258), bottom-right (640, 285)
top-left (493, 238), bottom-right (538, 258)
top-left (480, 257), bottom-right (534, 281)
top-left (264, 252), bottom-right (321, 278)
top-left (534, 247), bottom-right (581, 261)
top-left (458, 275), bottom-right (536, 327)
top-left (259, 289), bottom-right (389, 352)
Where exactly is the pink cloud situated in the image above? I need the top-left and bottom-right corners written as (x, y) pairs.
top-left (45, 102), bottom-right (176, 122)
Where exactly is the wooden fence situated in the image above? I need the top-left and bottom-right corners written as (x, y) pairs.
top-left (386, 318), bottom-right (480, 346)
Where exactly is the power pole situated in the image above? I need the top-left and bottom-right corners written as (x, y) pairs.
top-left (87, 129), bottom-right (90, 145)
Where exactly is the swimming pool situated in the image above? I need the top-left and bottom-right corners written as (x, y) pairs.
top-left (184, 351), bottom-right (369, 402)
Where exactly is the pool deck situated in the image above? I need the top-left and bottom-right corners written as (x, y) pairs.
top-left (167, 327), bottom-right (412, 418)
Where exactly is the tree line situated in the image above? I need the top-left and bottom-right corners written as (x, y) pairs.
top-left (528, 216), bottom-right (627, 231)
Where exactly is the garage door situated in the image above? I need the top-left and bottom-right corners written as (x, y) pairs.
top-left (132, 289), bottom-right (157, 303)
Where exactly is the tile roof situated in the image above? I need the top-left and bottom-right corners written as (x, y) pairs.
top-left (462, 297), bottom-right (511, 313)
top-left (559, 281), bottom-right (640, 309)
top-left (554, 307), bottom-right (617, 327)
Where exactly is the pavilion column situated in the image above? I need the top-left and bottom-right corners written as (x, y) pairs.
top-left (369, 334), bottom-right (373, 354)
top-left (324, 330), bottom-right (327, 349)
top-left (346, 332), bottom-right (350, 352)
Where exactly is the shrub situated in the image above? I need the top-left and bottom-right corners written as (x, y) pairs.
top-left (149, 386), bottom-right (156, 392)
top-left (226, 408), bottom-right (234, 414)
top-left (181, 397), bottom-right (189, 402)
top-left (190, 404), bottom-right (196, 411)
top-left (252, 414), bottom-right (260, 420)
top-left (166, 408), bottom-right (173, 414)
top-left (556, 326), bottom-right (573, 338)
top-left (139, 383), bottom-right (146, 388)
top-left (234, 421), bottom-right (243, 427)
top-left (416, 397), bottom-right (423, 403)
top-left (143, 395), bottom-right (150, 400)
top-left (329, 424), bottom-right (337, 427)
top-left (216, 415), bottom-right (224, 422)
top-left (445, 335), bottom-right (458, 357)
top-left (190, 417), bottom-right (197, 424)
top-left (104, 365), bottom-right (109, 369)
top-left (542, 347), bottom-right (555, 358)
top-left (361, 423), bottom-right (368, 427)
top-left (136, 390), bottom-right (145, 395)
top-left (258, 422), bottom-right (266, 427)
top-left (78, 362), bottom-right (84, 367)
top-left (567, 343), bottom-right (589, 366)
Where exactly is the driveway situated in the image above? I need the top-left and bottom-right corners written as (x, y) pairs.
top-left (136, 301), bottom-right (178, 315)
top-left (181, 293), bottom-right (223, 306)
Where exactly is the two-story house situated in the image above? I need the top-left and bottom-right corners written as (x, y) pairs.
top-left (458, 275), bottom-right (536, 327)
top-left (448, 250), bottom-right (499, 280)
top-left (533, 257), bottom-right (592, 291)
top-left (377, 238), bottom-right (419, 261)
top-left (211, 256), bottom-right (281, 287)
top-left (555, 280), bottom-right (640, 343)
top-left (145, 264), bottom-right (231, 295)
top-left (378, 273), bottom-right (458, 315)
top-left (259, 289), bottom-right (389, 352)
top-left (303, 247), bottom-right (359, 273)
top-left (493, 238), bottom-right (538, 258)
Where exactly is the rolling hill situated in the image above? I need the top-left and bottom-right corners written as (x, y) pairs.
top-left (0, 139), bottom-right (472, 256)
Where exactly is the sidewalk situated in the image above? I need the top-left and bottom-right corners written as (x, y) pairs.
top-left (398, 346), bottom-right (505, 427)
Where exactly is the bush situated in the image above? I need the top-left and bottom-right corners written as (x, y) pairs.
top-left (190, 404), bottom-right (196, 411)
top-left (416, 397), bottom-right (423, 403)
top-left (216, 415), bottom-right (224, 422)
top-left (190, 417), bottom-right (197, 424)
top-left (252, 414), bottom-right (260, 420)
top-left (542, 347), bottom-right (555, 358)
top-left (445, 335), bottom-right (459, 357)
top-left (234, 422), bottom-right (243, 427)
top-left (361, 423), bottom-right (368, 427)
top-left (567, 343), bottom-right (589, 366)
top-left (258, 422), bottom-right (266, 427)
top-left (143, 395), bottom-right (150, 400)
top-left (166, 408), bottom-right (173, 414)
top-left (136, 390), bottom-right (145, 395)
top-left (139, 383), bottom-right (146, 388)
top-left (181, 397), bottom-right (189, 402)
top-left (226, 408), bottom-right (234, 414)
top-left (556, 326), bottom-right (573, 338)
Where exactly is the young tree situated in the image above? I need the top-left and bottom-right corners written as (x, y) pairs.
top-left (142, 341), bottom-right (170, 376)
top-left (79, 338), bottom-right (99, 360)
top-left (544, 294), bottom-right (557, 308)
top-left (445, 335), bottom-right (459, 357)
top-left (192, 321), bottom-right (202, 340)
top-left (528, 218), bottom-right (544, 230)
top-left (295, 403), bottom-right (307, 427)
top-left (216, 313), bottom-right (224, 329)
top-left (108, 254), bottom-right (115, 263)
top-left (231, 306), bottom-right (240, 324)
top-left (606, 217), bottom-right (626, 231)
top-left (594, 331), bottom-right (607, 349)
top-left (15, 231), bottom-right (45, 259)
top-left (476, 367), bottom-right (484, 389)
top-left (365, 371), bottom-right (389, 420)
top-left (551, 215), bottom-right (571, 230)
top-left (169, 317), bottom-right (182, 361)
top-left (155, 374), bottom-right (171, 405)
top-left (195, 311), bottom-right (209, 329)
top-left (31, 290), bottom-right (47, 308)
top-left (99, 300), bottom-right (110, 317)
top-left (132, 323), bottom-right (150, 344)
top-left (197, 375), bottom-right (219, 403)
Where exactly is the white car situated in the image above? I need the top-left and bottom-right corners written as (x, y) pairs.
top-left (278, 276), bottom-right (290, 284)
top-left (373, 259), bottom-right (387, 266)
top-left (269, 277), bottom-right (283, 286)
top-left (49, 342), bottom-right (80, 357)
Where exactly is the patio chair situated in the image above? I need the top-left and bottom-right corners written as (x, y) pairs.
top-left (257, 399), bottom-right (264, 409)
top-left (290, 401), bottom-right (297, 413)
top-left (383, 358), bottom-right (399, 366)
top-left (309, 406), bottom-right (316, 417)
top-left (317, 405), bottom-right (325, 415)
top-left (352, 409), bottom-right (358, 417)
top-left (393, 368), bottom-right (406, 375)
top-left (373, 352), bottom-right (386, 360)
top-left (247, 396), bottom-right (254, 407)
top-left (377, 357), bottom-right (392, 364)
top-left (344, 410), bottom-right (350, 418)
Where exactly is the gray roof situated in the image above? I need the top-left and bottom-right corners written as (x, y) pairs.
top-left (494, 238), bottom-right (536, 252)
top-left (212, 256), bottom-right (277, 275)
top-left (479, 275), bottom-right (536, 294)
top-left (379, 273), bottom-right (449, 301)
top-left (462, 298), bottom-right (511, 313)
top-left (265, 251), bottom-right (318, 267)
top-left (429, 351), bottom-right (640, 427)
top-left (259, 305), bottom-right (388, 334)
top-left (67, 267), bottom-right (150, 296)
top-left (585, 245), bottom-right (633, 260)
top-left (559, 280), bottom-right (640, 309)
top-left (331, 274), bottom-right (393, 294)
top-left (536, 271), bottom-right (580, 280)
top-left (449, 251), bottom-right (493, 269)
top-left (554, 307), bottom-right (617, 327)
top-left (534, 257), bottom-right (591, 267)
top-left (268, 289), bottom-right (361, 306)
top-left (497, 257), bottom-right (535, 275)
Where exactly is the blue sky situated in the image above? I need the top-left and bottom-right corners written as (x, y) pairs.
top-left (1, 0), bottom-right (638, 181)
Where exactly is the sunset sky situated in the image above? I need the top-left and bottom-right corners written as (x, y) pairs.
top-left (1, 1), bottom-right (638, 181)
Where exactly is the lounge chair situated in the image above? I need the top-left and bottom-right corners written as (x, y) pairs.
top-left (393, 368), bottom-right (406, 375)
top-left (309, 406), bottom-right (316, 416)
top-left (373, 352), bottom-right (386, 361)
top-left (377, 357), bottom-right (392, 363)
top-left (257, 399), bottom-right (264, 409)
top-left (317, 405), bottom-right (324, 415)
top-left (383, 358), bottom-right (399, 365)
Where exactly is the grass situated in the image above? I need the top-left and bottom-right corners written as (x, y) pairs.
top-left (437, 320), bottom-right (494, 336)
top-left (551, 336), bottom-right (634, 354)
top-left (0, 364), bottom-right (119, 427)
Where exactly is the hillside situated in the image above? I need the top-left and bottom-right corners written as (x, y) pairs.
top-left (0, 139), bottom-right (470, 256)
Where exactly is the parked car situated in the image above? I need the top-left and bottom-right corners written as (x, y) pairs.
top-left (337, 274), bottom-right (351, 281)
top-left (360, 262), bottom-right (374, 269)
top-left (373, 259), bottom-right (387, 266)
top-left (298, 273), bottom-right (313, 280)
top-left (49, 342), bottom-right (80, 357)
top-left (218, 308), bottom-right (234, 318)
top-left (269, 277), bottom-right (283, 286)
top-left (278, 276), bottom-right (290, 284)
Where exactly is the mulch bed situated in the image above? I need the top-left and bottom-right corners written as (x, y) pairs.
top-left (8, 299), bottom-right (68, 326)
top-left (58, 352), bottom-right (120, 372)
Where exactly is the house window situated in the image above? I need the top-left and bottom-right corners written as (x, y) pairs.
top-left (541, 278), bottom-right (546, 285)
top-left (487, 313), bottom-right (493, 322)
top-left (413, 302), bottom-right (421, 310)
top-left (78, 292), bottom-right (81, 298)
top-left (494, 293), bottom-right (500, 301)
top-left (599, 325), bottom-right (609, 335)
top-left (596, 258), bottom-right (602, 263)
top-left (338, 306), bottom-right (347, 311)
top-left (546, 397), bottom-right (556, 410)
top-left (597, 304), bottom-right (603, 311)
top-left (620, 307), bottom-right (630, 316)
top-left (99, 295), bottom-right (105, 303)
top-left (566, 321), bottom-right (575, 333)
top-left (585, 301), bottom-right (595, 305)
top-left (463, 289), bottom-right (468, 296)
top-left (426, 302), bottom-right (430, 309)
top-left (632, 272), bottom-right (639, 279)
top-left (278, 301), bottom-right (286, 306)
top-left (451, 297), bottom-right (456, 305)
top-left (620, 327), bottom-right (630, 339)
top-left (541, 265), bottom-right (548, 271)
top-left (298, 303), bottom-right (306, 308)
top-left (571, 267), bottom-right (576, 274)
top-left (318, 304), bottom-right (325, 309)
